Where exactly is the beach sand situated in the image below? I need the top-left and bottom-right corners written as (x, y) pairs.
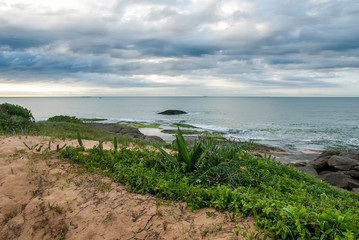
top-left (0, 136), bottom-right (263, 240)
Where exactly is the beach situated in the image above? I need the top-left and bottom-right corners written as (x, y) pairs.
top-left (0, 136), bottom-right (261, 240)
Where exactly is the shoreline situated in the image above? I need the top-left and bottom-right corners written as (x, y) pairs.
top-left (85, 122), bottom-right (322, 163)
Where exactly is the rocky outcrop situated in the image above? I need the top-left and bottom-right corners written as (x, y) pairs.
top-left (296, 166), bottom-right (318, 177)
top-left (86, 123), bottom-right (164, 143)
top-left (158, 110), bottom-right (187, 115)
top-left (304, 149), bottom-right (359, 193)
top-left (144, 135), bottom-right (165, 143)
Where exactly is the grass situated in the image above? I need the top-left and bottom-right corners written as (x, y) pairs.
top-left (118, 121), bottom-right (160, 129)
top-left (35, 121), bottom-right (150, 147)
top-left (170, 123), bottom-right (196, 128)
top-left (59, 129), bottom-right (359, 240)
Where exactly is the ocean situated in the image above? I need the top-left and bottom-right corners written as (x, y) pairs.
top-left (1, 97), bottom-right (358, 154)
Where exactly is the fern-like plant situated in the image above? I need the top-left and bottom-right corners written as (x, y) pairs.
top-left (156, 128), bottom-right (212, 172)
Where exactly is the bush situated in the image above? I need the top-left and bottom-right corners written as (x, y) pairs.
top-left (47, 115), bottom-right (82, 124)
top-left (0, 103), bottom-right (36, 134)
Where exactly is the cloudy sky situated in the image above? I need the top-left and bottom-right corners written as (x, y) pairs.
top-left (0, 0), bottom-right (358, 97)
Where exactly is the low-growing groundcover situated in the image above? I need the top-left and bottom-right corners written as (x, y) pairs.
top-left (0, 103), bottom-right (36, 134)
top-left (60, 134), bottom-right (359, 240)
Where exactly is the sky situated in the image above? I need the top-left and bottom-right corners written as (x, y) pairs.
top-left (0, 0), bottom-right (358, 97)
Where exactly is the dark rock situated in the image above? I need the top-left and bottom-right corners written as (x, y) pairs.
top-left (318, 172), bottom-right (350, 188)
top-left (352, 188), bottom-right (359, 194)
top-left (347, 179), bottom-right (359, 189)
top-left (340, 170), bottom-right (359, 178)
top-left (296, 166), bottom-right (318, 177)
top-left (328, 155), bottom-right (359, 171)
top-left (339, 149), bottom-right (359, 159)
top-left (144, 135), bottom-right (165, 143)
top-left (172, 136), bottom-right (199, 147)
top-left (86, 123), bottom-right (145, 139)
top-left (158, 110), bottom-right (187, 115)
top-left (353, 166), bottom-right (359, 170)
top-left (319, 171), bottom-right (335, 175)
top-left (309, 150), bottom-right (340, 170)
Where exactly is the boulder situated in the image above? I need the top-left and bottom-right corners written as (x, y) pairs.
top-left (318, 172), bottom-right (350, 188)
top-left (347, 179), bottom-right (359, 189)
top-left (296, 166), bottom-right (318, 177)
top-left (309, 150), bottom-right (340, 170)
top-left (328, 155), bottom-right (359, 171)
top-left (340, 170), bottom-right (359, 178)
top-left (144, 135), bottom-right (165, 143)
top-left (158, 110), bottom-right (187, 115)
top-left (352, 188), bottom-right (359, 194)
top-left (86, 123), bottom-right (145, 139)
top-left (172, 136), bottom-right (199, 147)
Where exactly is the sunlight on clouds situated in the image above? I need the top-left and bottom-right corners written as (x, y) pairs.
top-left (219, 0), bottom-right (253, 16)
top-left (0, 82), bottom-right (90, 97)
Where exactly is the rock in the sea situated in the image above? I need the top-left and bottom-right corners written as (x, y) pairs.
top-left (318, 172), bottom-right (350, 188)
top-left (296, 166), bottom-right (318, 177)
top-left (158, 110), bottom-right (187, 115)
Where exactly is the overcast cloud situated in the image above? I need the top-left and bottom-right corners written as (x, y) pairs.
top-left (0, 0), bottom-right (358, 96)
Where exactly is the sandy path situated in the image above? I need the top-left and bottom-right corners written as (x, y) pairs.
top-left (0, 136), bottom-right (262, 240)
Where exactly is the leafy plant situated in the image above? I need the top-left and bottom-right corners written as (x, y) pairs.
top-left (0, 103), bottom-right (36, 134)
top-left (157, 128), bottom-right (212, 172)
top-left (47, 115), bottom-right (82, 124)
top-left (77, 132), bottom-right (84, 150)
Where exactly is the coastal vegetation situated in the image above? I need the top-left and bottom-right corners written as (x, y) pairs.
top-left (60, 131), bottom-right (359, 239)
top-left (1, 103), bottom-right (359, 239)
top-left (0, 103), bottom-right (37, 134)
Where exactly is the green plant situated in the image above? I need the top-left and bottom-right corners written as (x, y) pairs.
top-left (0, 103), bottom-right (36, 134)
top-left (47, 115), bottom-right (82, 124)
top-left (77, 132), bottom-right (84, 150)
top-left (59, 137), bottom-right (359, 239)
top-left (157, 128), bottom-right (212, 172)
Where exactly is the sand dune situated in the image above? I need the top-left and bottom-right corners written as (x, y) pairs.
top-left (0, 136), bottom-right (262, 240)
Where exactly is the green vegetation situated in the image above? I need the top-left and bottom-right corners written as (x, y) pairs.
top-left (170, 123), bottom-right (196, 128)
top-left (47, 115), bottom-right (83, 124)
top-left (36, 117), bottom-right (149, 147)
top-left (0, 103), bottom-right (36, 134)
top-left (60, 129), bottom-right (359, 240)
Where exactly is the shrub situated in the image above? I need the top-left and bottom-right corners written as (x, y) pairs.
top-left (47, 115), bottom-right (82, 124)
top-left (0, 103), bottom-right (36, 134)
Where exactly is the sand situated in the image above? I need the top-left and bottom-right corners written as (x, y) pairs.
top-left (0, 136), bottom-right (264, 240)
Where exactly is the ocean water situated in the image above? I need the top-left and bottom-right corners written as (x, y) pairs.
top-left (1, 97), bottom-right (358, 153)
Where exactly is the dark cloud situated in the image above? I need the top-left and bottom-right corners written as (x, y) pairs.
top-left (0, 0), bottom-right (358, 96)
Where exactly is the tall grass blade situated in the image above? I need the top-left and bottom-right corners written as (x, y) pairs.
top-left (77, 132), bottom-right (84, 150)
top-left (114, 137), bottom-right (118, 150)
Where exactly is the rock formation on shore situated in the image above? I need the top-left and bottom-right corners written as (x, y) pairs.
top-left (293, 149), bottom-right (359, 194)
top-left (86, 123), bottom-right (164, 143)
